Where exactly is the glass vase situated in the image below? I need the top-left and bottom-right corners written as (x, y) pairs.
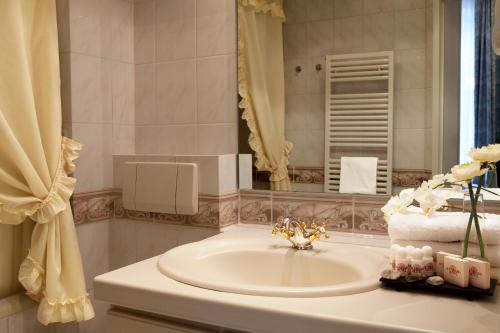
top-left (463, 192), bottom-right (485, 219)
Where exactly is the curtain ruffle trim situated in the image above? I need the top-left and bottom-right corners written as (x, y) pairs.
top-left (19, 252), bottom-right (94, 325)
top-left (0, 137), bottom-right (82, 224)
top-left (237, 6), bottom-right (292, 182)
top-left (238, 0), bottom-right (285, 20)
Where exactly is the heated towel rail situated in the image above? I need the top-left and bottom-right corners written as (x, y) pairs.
top-left (324, 51), bottom-right (394, 195)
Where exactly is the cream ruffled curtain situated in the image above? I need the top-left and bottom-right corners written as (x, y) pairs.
top-left (0, 0), bottom-right (94, 325)
top-left (238, 0), bottom-right (293, 191)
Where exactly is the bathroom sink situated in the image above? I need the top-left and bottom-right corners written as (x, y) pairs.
top-left (157, 237), bottom-right (386, 297)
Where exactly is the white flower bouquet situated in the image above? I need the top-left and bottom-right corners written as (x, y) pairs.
top-left (382, 144), bottom-right (500, 259)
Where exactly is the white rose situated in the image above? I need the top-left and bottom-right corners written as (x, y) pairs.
top-left (428, 173), bottom-right (463, 192)
top-left (451, 161), bottom-right (487, 182)
top-left (414, 182), bottom-right (449, 216)
top-left (468, 144), bottom-right (500, 163)
top-left (381, 188), bottom-right (415, 219)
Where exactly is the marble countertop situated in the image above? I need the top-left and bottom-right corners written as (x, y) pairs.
top-left (94, 226), bottom-right (500, 333)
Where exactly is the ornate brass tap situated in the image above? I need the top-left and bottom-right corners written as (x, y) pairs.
top-left (272, 216), bottom-right (329, 250)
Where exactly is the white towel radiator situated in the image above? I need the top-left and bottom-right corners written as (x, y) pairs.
top-left (324, 51), bottom-right (394, 195)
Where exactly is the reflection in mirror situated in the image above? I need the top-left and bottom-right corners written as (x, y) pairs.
top-left (238, 0), bottom-right (435, 195)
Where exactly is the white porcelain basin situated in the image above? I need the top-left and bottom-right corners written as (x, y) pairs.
top-left (157, 237), bottom-right (386, 297)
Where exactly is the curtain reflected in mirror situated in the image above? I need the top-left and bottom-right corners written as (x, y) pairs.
top-left (238, 0), bottom-right (293, 191)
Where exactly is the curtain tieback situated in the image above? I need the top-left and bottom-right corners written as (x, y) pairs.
top-left (0, 137), bottom-right (82, 224)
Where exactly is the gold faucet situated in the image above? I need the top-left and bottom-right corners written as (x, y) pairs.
top-left (272, 216), bottom-right (329, 250)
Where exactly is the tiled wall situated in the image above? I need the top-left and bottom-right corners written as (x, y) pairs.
top-left (283, 0), bottom-right (433, 173)
top-left (58, 0), bottom-right (135, 194)
top-left (134, 0), bottom-right (238, 155)
top-left (0, 2), bottom-right (240, 333)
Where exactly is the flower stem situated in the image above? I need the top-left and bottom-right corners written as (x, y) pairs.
top-left (463, 183), bottom-right (474, 258)
top-left (472, 175), bottom-right (486, 258)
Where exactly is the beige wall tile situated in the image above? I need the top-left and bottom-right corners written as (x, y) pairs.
top-left (394, 0), bottom-right (426, 11)
top-left (285, 59), bottom-right (308, 94)
top-left (157, 125), bottom-right (198, 154)
top-left (285, 94), bottom-right (310, 131)
top-left (112, 124), bottom-right (135, 154)
top-left (363, 0), bottom-right (394, 14)
top-left (395, 49), bottom-right (426, 90)
top-left (393, 129), bottom-right (425, 169)
top-left (7, 307), bottom-right (51, 333)
top-left (109, 219), bottom-right (138, 270)
top-left (286, 129), bottom-right (324, 167)
top-left (135, 125), bottom-right (159, 154)
top-left (177, 227), bottom-right (219, 245)
top-left (156, 0), bottom-right (196, 61)
top-left (306, 20), bottom-right (334, 57)
top-left (135, 64), bottom-right (156, 125)
top-left (395, 9), bottom-right (426, 50)
top-left (197, 55), bottom-right (237, 123)
top-left (424, 128), bottom-right (433, 170)
top-left (306, 0), bottom-right (334, 21)
top-left (363, 12), bottom-right (394, 52)
top-left (156, 60), bottom-right (196, 124)
top-left (76, 220), bottom-right (110, 288)
top-left (284, 0), bottom-right (307, 23)
top-left (196, 0), bottom-right (236, 57)
top-left (70, 54), bottom-right (112, 124)
top-left (306, 57), bottom-right (325, 94)
top-left (68, 0), bottom-right (101, 56)
top-left (284, 23), bottom-right (307, 59)
top-left (394, 89), bottom-right (425, 129)
top-left (136, 223), bottom-right (178, 261)
top-left (197, 124), bottom-right (237, 155)
top-left (333, 0), bottom-right (363, 18)
top-left (100, 0), bottom-right (134, 62)
top-left (112, 62), bottom-right (135, 125)
top-left (134, 0), bottom-right (156, 64)
top-left (333, 17), bottom-right (364, 54)
top-left (73, 123), bottom-right (114, 192)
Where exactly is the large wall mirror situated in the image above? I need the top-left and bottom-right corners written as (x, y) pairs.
top-left (237, 0), bottom-right (495, 196)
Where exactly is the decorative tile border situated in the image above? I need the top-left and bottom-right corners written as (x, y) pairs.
top-left (289, 167), bottom-right (324, 184)
top-left (74, 189), bottom-right (500, 236)
top-left (392, 169), bottom-right (432, 187)
top-left (257, 167), bottom-right (432, 187)
top-left (239, 190), bottom-right (500, 236)
top-left (239, 190), bottom-right (389, 235)
top-left (72, 190), bottom-right (118, 225)
top-left (73, 190), bottom-right (238, 229)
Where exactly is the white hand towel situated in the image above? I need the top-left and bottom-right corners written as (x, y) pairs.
top-left (392, 239), bottom-right (500, 270)
top-left (388, 211), bottom-right (500, 245)
top-left (339, 157), bottom-right (378, 194)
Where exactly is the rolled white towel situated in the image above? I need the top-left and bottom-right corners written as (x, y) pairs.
top-left (392, 239), bottom-right (500, 269)
top-left (388, 211), bottom-right (500, 245)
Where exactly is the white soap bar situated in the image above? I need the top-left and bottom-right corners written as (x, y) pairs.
top-left (444, 256), bottom-right (470, 288)
top-left (465, 257), bottom-right (491, 290)
top-left (436, 251), bottom-right (459, 277)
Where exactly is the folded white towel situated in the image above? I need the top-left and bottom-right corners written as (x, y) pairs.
top-left (339, 157), bottom-right (378, 194)
top-left (392, 239), bottom-right (500, 269)
top-left (388, 211), bottom-right (500, 245)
